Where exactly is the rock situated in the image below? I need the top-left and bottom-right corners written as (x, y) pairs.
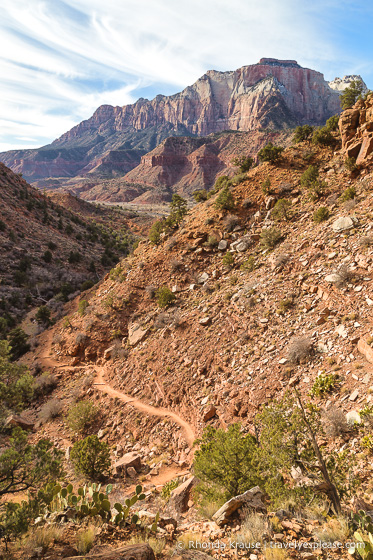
top-left (349, 390), bottom-right (359, 401)
top-left (4, 414), bottom-right (34, 431)
top-left (169, 476), bottom-right (198, 514)
top-left (346, 411), bottom-right (362, 425)
top-left (64, 544), bottom-right (155, 560)
top-left (332, 216), bottom-right (355, 232)
top-left (103, 345), bottom-right (115, 360)
top-left (114, 452), bottom-right (142, 475)
top-left (212, 486), bottom-right (266, 526)
top-left (126, 466), bottom-right (138, 478)
top-left (199, 317), bottom-right (211, 326)
top-left (335, 324), bottom-right (348, 338)
top-left (358, 338), bottom-right (373, 364)
top-left (128, 322), bottom-right (149, 346)
top-left (202, 405), bottom-right (216, 422)
top-left (61, 545), bottom-right (79, 557)
top-left (235, 241), bottom-right (249, 252)
top-left (218, 239), bottom-right (228, 250)
top-left (325, 273), bottom-right (341, 283)
top-left (197, 272), bottom-right (209, 284)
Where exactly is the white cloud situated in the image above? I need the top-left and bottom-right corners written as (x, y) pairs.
top-left (0, 0), bottom-right (366, 151)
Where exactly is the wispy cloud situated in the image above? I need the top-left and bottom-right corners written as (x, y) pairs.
top-left (0, 0), bottom-right (371, 151)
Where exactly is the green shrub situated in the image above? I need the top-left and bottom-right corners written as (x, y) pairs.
top-left (156, 287), bottom-right (175, 308)
top-left (0, 219), bottom-right (6, 232)
top-left (208, 175), bottom-right (232, 198)
top-left (215, 186), bottom-right (235, 211)
top-left (81, 280), bottom-right (95, 291)
top-left (261, 177), bottom-right (272, 195)
top-left (344, 156), bottom-right (358, 173)
top-left (240, 256), bottom-right (256, 272)
top-left (205, 235), bottom-right (218, 248)
top-left (35, 305), bottom-right (51, 325)
top-left (78, 299), bottom-right (89, 316)
top-left (271, 199), bottom-right (292, 221)
top-left (313, 207), bottom-right (330, 223)
top-left (42, 250), bottom-right (52, 263)
top-left (340, 79), bottom-right (365, 109)
top-left (258, 142), bottom-right (284, 164)
top-left (149, 220), bottom-right (165, 245)
top-left (0, 342), bottom-right (34, 418)
top-left (301, 165), bottom-right (319, 188)
top-left (325, 115), bottom-right (340, 131)
top-left (68, 251), bottom-right (81, 264)
top-left (310, 373), bottom-right (338, 397)
top-left (361, 435), bottom-right (373, 453)
top-left (166, 194), bottom-right (188, 227)
top-left (161, 479), bottom-right (179, 500)
top-left (222, 252), bottom-right (234, 268)
top-left (232, 155), bottom-right (254, 172)
top-left (312, 127), bottom-right (335, 146)
top-left (7, 327), bottom-right (30, 360)
top-left (70, 435), bottom-right (111, 480)
top-left (193, 190), bottom-right (208, 202)
top-left (339, 186), bottom-right (356, 202)
top-left (260, 227), bottom-right (282, 249)
top-left (67, 401), bottom-right (99, 435)
top-left (293, 124), bottom-right (314, 143)
top-left (194, 424), bottom-right (262, 500)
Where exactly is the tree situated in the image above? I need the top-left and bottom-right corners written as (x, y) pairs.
top-left (340, 79), bottom-right (365, 109)
top-left (255, 393), bottom-right (345, 512)
top-left (312, 126), bottom-right (335, 147)
top-left (293, 125), bottom-right (314, 143)
top-left (0, 501), bottom-right (34, 551)
top-left (168, 194), bottom-right (188, 226)
top-left (232, 155), bottom-right (254, 172)
top-left (0, 428), bottom-right (64, 497)
top-left (325, 115), bottom-right (340, 131)
top-left (271, 199), bottom-right (292, 221)
top-left (193, 190), bottom-right (208, 202)
top-left (35, 305), bottom-right (51, 325)
top-left (0, 341), bottom-right (34, 420)
top-left (7, 327), bottom-right (29, 360)
top-left (214, 186), bottom-right (235, 211)
top-left (258, 142), bottom-right (284, 164)
top-left (149, 220), bottom-right (165, 245)
top-left (193, 424), bottom-right (262, 500)
top-left (70, 435), bottom-right (111, 480)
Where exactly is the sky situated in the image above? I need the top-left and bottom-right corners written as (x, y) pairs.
top-left (1, 0), bottom-right (372, 152)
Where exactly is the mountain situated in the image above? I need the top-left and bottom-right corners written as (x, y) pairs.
top-left (0, 58), bottom-right (344, 187)
top-left (0, 163), bottom-right (143, 329)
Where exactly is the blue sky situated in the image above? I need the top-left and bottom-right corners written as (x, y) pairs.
top-left (1, 0), bottom-right (372, 151)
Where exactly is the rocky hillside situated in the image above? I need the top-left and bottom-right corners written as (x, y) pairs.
top-left (0, 59), bottom-right (348, 187)
top-left (0, 164), bottom-right (142, 331)
top-left (3, 97), bottom-right (373, 560)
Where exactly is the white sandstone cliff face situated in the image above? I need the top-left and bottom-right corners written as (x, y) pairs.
top-left (328, 75), bottom-right (368, 93)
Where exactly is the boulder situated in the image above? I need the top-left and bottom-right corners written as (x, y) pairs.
top-left (64, 544), bottom-right (155, 560)
top-left (197, 273), bottom-right (209, 284)
top-left (169, 477), bottom-right (198, 514)
top-left (114, 452), bottom-right (142, 475)
top-left (128, 322), bottom-right (149, 346)
top-left (202, 405), bottom-right (216, 422)
top-left (331, 216), bottom-right (355, 232)
top-left (212, 486), bottom-right (266, 526)
top-left (358, 338), bottom-right (373, 364)
top-left (346, 411), bottom-right (362, 425)
top-left (103, 345), bottom-right (115, 360)
top-left (218, 239), bottom-right (228, 251)
top-left (5, 414), bottom-right (34, 431)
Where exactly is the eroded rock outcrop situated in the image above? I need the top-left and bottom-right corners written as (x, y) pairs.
top-left (340, 93), bottom-right (373, 165)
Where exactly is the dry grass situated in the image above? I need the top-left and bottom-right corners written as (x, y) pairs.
top-left (313, 515), bottom-right (351, 544)
top-left (128, 534), bottom-right (166, 556)
top-left (39, 398), bottom-right (63, 422)
top-left (287, 336), bottom-right (313, 364)
top-left (76, 526), bottom-right (97, 554)
top-left (322, 407), bottom-right (349, 438)
top-left (25, 525), bottom-right (63, 553)
top-left (264, 548), bottom-right (288, 560)
top-left (236, 510), bottom-right (271, 547)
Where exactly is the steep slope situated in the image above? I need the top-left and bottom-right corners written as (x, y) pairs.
top-left (0, 58), bottom-right (343, 184)
top-left (0, 164), bottom-right (139, 329)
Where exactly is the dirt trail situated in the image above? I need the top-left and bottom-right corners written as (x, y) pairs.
top-left (37, 326), bottom-right (196, 451)
top-left (94, 367), bottom-right (195, 448)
